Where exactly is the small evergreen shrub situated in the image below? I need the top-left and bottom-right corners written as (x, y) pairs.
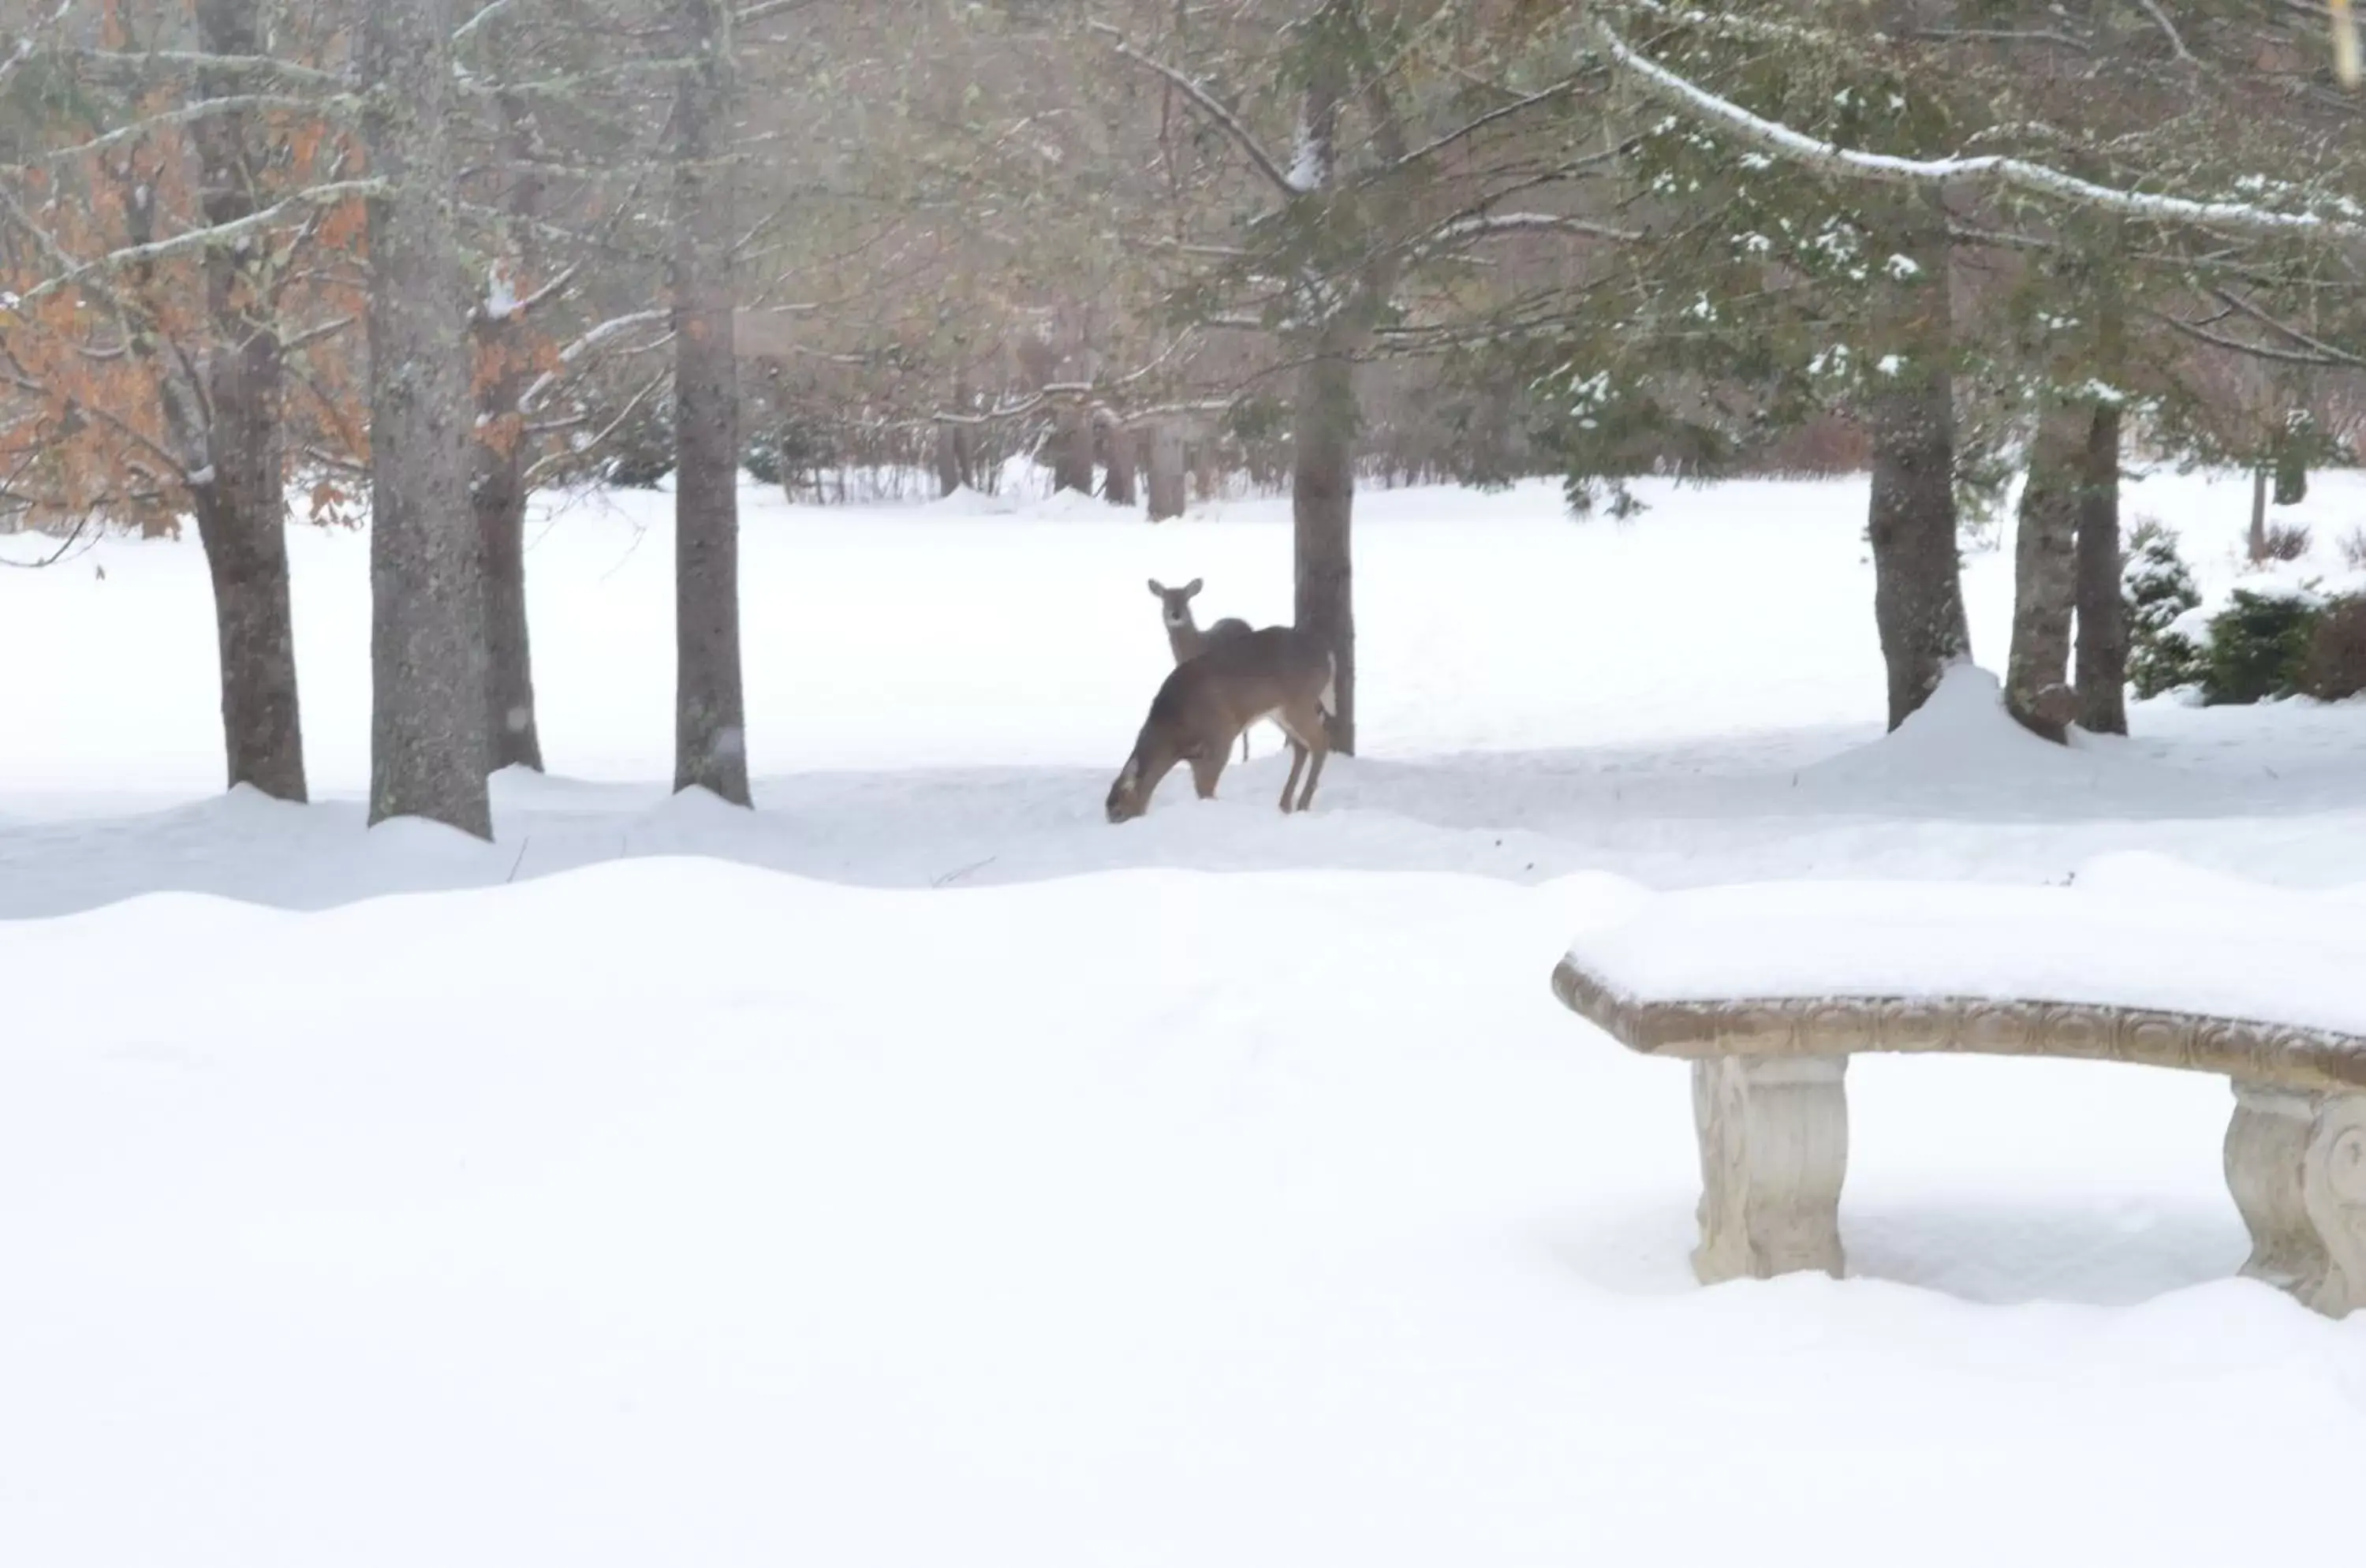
top-left (2302, 595), bottom-right (2366, 701)
top-left (2261, 521), bottom-right (2313, 562)
top-left (2201, 588), bottom-right (2321, 706)
top-left (2123, 521), bottom-right (2206, 698)
top-left (741, 433), bottom-right (784, 487)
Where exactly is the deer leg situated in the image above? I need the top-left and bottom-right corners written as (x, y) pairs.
top-left (1293, 741), bottom-right (1329, 812)
top-left (1189, 750), bottom-right (1226, 800)
top-left (1277, 739), bottom-right (1308, 812)
top-left (1277, 700), bottom-right (1330, 812)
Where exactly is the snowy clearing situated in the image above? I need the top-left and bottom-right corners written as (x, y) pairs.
top-left (5, 472), bottom-right (2366, 1564)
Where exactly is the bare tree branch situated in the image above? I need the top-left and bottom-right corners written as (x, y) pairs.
top-left (1087, 22), bottom-right (1298, 199)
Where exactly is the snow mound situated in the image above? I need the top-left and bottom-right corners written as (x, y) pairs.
top-left (1797, 663), bottom-right (2136, 804)
top-left (1023, 487), bottom-right (1127, 522)
top-left (918, 483), bottom-right (1021, 517)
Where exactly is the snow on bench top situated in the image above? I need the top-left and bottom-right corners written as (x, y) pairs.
top-left (1562, 879), bottom-right (2366, 1042)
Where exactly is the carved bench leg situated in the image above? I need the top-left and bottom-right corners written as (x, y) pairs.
top-left (2225, 1083), bottom-right (2366, 1318)
top-left (1690, 1056), bottom-right (1849, 1285)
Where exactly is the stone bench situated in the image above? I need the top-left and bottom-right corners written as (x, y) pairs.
top-left (1549, 882), bottom-right (2366, 1318)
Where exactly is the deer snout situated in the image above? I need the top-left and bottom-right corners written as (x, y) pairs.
top-left (1106, 759), bottom-right (1146, 823)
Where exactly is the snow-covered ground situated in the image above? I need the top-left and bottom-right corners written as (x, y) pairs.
top-left (4, 471), bottom-right (2365, 1565)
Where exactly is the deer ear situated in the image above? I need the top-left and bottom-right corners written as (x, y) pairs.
top-left (1183, 577), bottom-right (1204, 597)
top-left (1147, 579), bottom-right (1166, 598)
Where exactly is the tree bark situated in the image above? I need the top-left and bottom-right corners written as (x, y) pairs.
top-left (1863, 212), bottom-right (1969, 730)
top-left (1051, 399), bottom-right (1095, 494)
top-left (475, 87), bottom-right (543, 774)
top-left (1147, 421), bottom-right (1187, 521)
top-left (1288, 4), bottom-right (1363, 755)
top-left (2249, 463), bottom-right (2271, 562)
top-left (363, 0), bottom-right (491, 837)
top-left (2075, 404), bottom-right (2129, 735)
top-left (2005, 403), bottom-right (2084, 742)
top-left (1101, 417), bottom-right (1138, 507)
top-left (188, 0), bottom-right (304, 801)
top-left (933, 420), bottom-right (964, 497)
top-left (671, 0), bottom-right (750, 805)
top-left (1293, 342), bottom-right (1357, 754)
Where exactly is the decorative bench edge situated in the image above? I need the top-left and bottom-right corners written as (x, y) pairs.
top-left (1551, 956), bottom-right (2366, 1096)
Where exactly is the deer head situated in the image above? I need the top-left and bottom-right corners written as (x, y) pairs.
top-left (1146, 577), bottom-right (1204, 631)
top-left (1106, 726), bottom-right (1197, 823)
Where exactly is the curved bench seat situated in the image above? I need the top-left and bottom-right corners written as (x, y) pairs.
top-left (1551, 883), bottom-right (2366, 1318)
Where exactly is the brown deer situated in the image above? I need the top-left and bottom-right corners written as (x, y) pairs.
top-left (1106, 626), bottom-right (1336, 822)
top-left (1148, 577), bottom-right (1256, 760)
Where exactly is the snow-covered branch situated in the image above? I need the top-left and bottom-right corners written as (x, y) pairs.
top-left (453, 0), bottom-right (523, 47)
top-left (4, 93), bottom-right (356, 172)
top-left (1088, 23), bottom-right (1300, 200)
top-left (2134, 0), bottom-right (2196, 63)
top-left (62, 48), bottom-right (350, 94)
top-left (1422, 211), bottom-right (1640, 246)
top-left (0, 1), bottom-right (75, 98)
top-left (1595, 21), bottom-right (2366, 242)
top-left (14, 180), bottom-right (386, 306)
top-left (517, 309), bottom-right (671, 415)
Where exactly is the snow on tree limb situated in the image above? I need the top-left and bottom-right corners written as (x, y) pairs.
top-left (10, 180), bottom-right (387, 306)
top-left (1422, 211), bottom-right (1641, 245)
top-left (0, 1), bottom-right (75, 97)
top-left (517, 310), bottom-right (672, 415)
top-left (62, 47), bottom-right (350, 94)
top-left (1595, 21), bottom-right (2366, 242)
top-left (3, 95), bottom-right (357, 172)
top-left (1087, 23), bottom-right (1300, 200)
top-left (452, 0), bottom-right (523, 47)
top-left (2133, 0), bottom-right (2196, 64)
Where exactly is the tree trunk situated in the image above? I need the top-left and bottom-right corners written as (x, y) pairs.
top-left (476, 431), bottom-right (540, 771)
top-left (475, 88), bottom-right (543, 774)
top-left (933, 420), bottom-right (964, 497)
top-left (671, 0), bottom-right (750, 805)
top-left (1288, 7), bottom-right (1363, 755)
top-left (363, 0), bottom-right (491, 838)
top-left (2249, 463), bottom-right (2271, 562)
top-left (1147, 422), bottom-right (1187, 521)
top-left (2076, 403), bottom-right (2129, 735)
top-left (188, 0), bottom-right (304, 801)
top-left (1293, 343), bottom-right (1357, 754)
top-left (1051, 400), bottom-right (1095, 494)
top-left (1192, 438), bottom-right (1220, 503)
top-left (2005, 403), bottom-right (2084, 742)
top-left (1102, 418), bottom-right (1138, 507)
top-left (1863, 213), bottom-right (1969, 730)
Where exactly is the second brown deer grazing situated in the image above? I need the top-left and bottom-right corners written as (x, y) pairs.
top-left (1106, 625), bottom-right (1336, 823)
top-left (1149, 577), bottom-right (1256, 761)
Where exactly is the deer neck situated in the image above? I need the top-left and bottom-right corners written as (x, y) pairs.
top-left (1164, 617), bottom-right (1203, 663)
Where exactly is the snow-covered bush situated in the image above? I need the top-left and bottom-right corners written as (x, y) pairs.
top-left (2123, 521), bottom-right (2205, 698)
top-left (2302, 595), bottom-right (2366, 701)
top-left (2202, 585), bottom-right (2321, 707)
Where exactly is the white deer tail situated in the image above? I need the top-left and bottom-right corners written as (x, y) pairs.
top-left (1319, 651), bottom-right (1338, 718)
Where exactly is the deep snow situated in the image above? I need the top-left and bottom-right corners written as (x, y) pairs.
top-left (5, 470), bottom-right (2366, 1565)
